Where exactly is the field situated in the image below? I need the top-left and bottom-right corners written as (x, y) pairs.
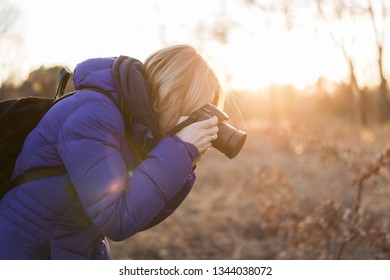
top-left (109, 115), bottom-right (390, 260)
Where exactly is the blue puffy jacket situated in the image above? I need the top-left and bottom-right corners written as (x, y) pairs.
top-left (0, 57), bottom-right (198, 259)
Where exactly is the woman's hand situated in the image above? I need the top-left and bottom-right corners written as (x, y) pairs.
top-left (175, 116), bottom-right (219, 165)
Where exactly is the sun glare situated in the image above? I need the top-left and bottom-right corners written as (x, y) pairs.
top-left (11, 0), bottom-right (385, 92)
top-left (208, 23), bottom-right (349, 91)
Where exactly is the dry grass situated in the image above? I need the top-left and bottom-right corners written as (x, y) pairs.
top-left (109, 117), bottom-right (390, 259)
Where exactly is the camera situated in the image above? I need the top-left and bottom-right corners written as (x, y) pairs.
top-left (167, 103), bottom-right (247, 159)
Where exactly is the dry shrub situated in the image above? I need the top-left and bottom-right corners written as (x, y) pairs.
top-left (240, 137), bottom-right (390, 259)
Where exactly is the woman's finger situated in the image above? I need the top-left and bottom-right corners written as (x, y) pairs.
top-left (197, 116), bottom-right (218, 128)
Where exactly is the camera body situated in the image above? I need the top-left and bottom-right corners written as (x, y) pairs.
top-left (168, 103), bottom-right (247, 159)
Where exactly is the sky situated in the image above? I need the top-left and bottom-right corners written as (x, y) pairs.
top-left (7, 0), bottom-right (390, 91)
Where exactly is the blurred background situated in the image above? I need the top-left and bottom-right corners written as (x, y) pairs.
top-left (1, 0), bottom-right (390, 259)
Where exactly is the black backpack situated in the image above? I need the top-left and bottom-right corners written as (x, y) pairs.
top-left (0, 68), bottom-right (126, 200)
top-left (0, 68), bottom-right (88, 199)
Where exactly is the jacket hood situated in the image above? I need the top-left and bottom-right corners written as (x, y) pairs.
top-left (73, 56), bottom-right (160, 143)
top-left (73, 57), bottom-right (117, 93)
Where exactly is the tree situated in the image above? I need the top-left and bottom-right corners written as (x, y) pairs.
top-left (367, 0), bottom-right (389, 122)
top-left (316, 0), bottom-right (389, 124)
top-left (205, 0), bottom-right (389, 124)
top-left (0, 0), bottom-right (21, 86)
top-left (315, 0), bottom-right (368, 124)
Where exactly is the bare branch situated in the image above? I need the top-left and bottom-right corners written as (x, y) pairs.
top-left (0, 0), bottom-right (20, 40)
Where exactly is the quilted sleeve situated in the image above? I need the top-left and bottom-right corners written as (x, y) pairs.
top-left (57, 100), bottom-right (197, 241)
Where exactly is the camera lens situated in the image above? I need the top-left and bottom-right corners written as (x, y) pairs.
top-left (212, 123), bottom-right (247, 159)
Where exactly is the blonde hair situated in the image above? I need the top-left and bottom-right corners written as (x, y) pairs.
top-left (144, 45), bottom-right (223, 116)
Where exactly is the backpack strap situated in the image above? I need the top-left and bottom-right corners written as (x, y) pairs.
top-left (54, 68), bottom-right (71, 100)
top-left (1, 166), bottom-right (67, 198)
top-left (83, 87), bottom-right (121, 110)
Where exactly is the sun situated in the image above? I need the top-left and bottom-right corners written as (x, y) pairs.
top-left (203, 13), bottom-right (350, 91)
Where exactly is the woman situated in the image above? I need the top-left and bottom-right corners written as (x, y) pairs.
top-left (0, 45), bottom-right (223, 259)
